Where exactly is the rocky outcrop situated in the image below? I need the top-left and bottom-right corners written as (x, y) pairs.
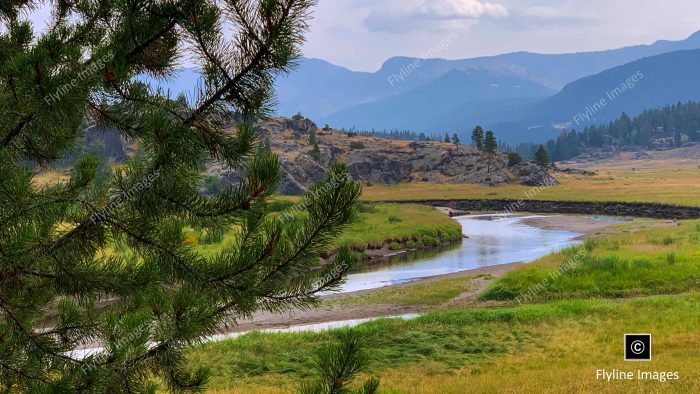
top-left (240, 117), bottom-right (562, 194)
top-left (74, 117), bottom-right (561, 195)
top-left (510, 162), bottom-right (559, 186)
top-left (346, 154), bottom-right (411, 184)
top-left (277, 173), bottom-right (308, 195)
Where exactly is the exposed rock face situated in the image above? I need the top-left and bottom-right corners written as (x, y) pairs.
top-left (74, 117), bottom-right (560, 196)
top-left (510, 162), bottom-right (560, 187)
top-left (226, 117), bottom-right (561, 194)
top-left (84, 127), bottom-right (129, 162)
top-left (346, 154), bottom-right (411, 184)
top-left (277, 173), bottom-right (308, 195)
top-left (281, 117), bottom-right (318, 136)
top-left (555, 167), bottom-right (596, 176)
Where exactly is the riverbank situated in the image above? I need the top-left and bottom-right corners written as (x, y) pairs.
top-left (191, 216), bottom-right (700, 394)
top-left (208, 213), bottom-right (629, 334)
top-left (385, 199), bottom-right (700, 220)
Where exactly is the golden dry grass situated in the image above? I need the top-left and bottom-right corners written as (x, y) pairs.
top-left (201, 293), bottom-right (700, 394)
top-left (362, 167), bottom-right (700, 207)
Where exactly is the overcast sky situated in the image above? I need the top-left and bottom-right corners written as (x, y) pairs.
top-left (23, 1), bottom-right (700, 72)
top-left (304, 0), bottom-right (700, 71)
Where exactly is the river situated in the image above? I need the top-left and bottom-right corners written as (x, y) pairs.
top-left (340, 214), bottom-right (585, 293)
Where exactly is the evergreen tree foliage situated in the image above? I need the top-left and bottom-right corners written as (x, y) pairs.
top-left (355, 128), bottom-right (438, 142)
top-left (534, 145), bottom-right (550, 166)
top-left (519, 102), bottom-right (700, 162)
top-left (484, 130), bottom-right (498, 154)
top-left (309, 127), bottom-right (318, 146)
top-left (444, 133), bottom-right (450, 143)
top-left (0, 1), bottom-right (362, 392)
top-left (471, 125), bottom-right (484, 150)
top-left (451, 133), bottom-right (460, 149)
top-left (507, 151), bottom-right (523, 167)
top-left (309, 142), bottom-right (321, 160)
top-left (298, 331), bottom-right (379, 394)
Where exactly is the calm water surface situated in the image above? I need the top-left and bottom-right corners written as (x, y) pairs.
top-left (340, 214), bottom-right (582, 293)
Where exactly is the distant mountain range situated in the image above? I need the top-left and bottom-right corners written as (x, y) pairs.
top-left (491, 48), bottom-right (700, 143)
top-left (319, 67), bottom-right (555, 132)
top-left (148, 30), bottom-right (700, 144)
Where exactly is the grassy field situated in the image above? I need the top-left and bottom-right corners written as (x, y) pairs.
top-left (174, 203), bottom-right (462, 256)
top-left (481, 220), bottom-right (700, 302)
top-left (334, 203), bottom-right (462, 250)
top-left (193, 293), bottom-right (700, 394)
top-left (362, 168), bottom-right (700, 207)
top-left (185, 217), bottom-right (700, 393)
top-left (335, 275), bottom-right (487, 307)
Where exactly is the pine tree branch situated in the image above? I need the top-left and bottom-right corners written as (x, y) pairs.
top-left (184, 0), bottom-right (297, 125)
top-left (125, 19), bottom-right (178, 62)
top-left (0, 295), bottom-right (87, 366)
top-left (103, 217), bottom-right (203, 280)
top-left (0, 360), bottom-right (50, 385)
top-left (2, 113), bottom-right (34, 148)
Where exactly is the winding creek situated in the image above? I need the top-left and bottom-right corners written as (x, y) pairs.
top-left (73, 213), bottom-right (623, 358)
top-left (340, 213), bottom-right (584, 293)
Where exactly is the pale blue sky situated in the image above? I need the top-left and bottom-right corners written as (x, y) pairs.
top-left (24, 0), bottom-right (700, 72)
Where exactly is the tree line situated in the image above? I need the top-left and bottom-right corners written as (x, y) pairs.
top-left (515, 101), bottom-right (700, 162)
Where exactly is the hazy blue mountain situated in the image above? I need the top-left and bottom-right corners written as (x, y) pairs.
top-left (279, 30), bottom-right (700, 121)
top-left (493, 49), bottom-right (700, 144)
top-left (138, 30), bottom-right (700, 146)
top-left (274, 58), bottom-right (373, 118)
top-left (319, 68), bottom-right (554, 131)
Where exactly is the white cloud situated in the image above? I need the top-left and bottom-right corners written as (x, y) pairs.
top-left (418, 0), bottom-right (508, 19)
top-left (364, 0), bottom-right (507, 33)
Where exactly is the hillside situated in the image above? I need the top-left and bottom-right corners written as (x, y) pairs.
top-left (73, 117), bottom-right (557, 196)
top-left (468, 49), bottom-right (700, 145)
top-left (515, 101), bottom-right (700, 162)
top-left (317, 43), bottom-right (700, 145)
top-left (208, 117), bottom-right (558, 195)
top-left (319, 68), bottom-right (554, 132)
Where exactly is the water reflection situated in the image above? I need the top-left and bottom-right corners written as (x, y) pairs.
top-left (339, 214), bottom-right (582, 293)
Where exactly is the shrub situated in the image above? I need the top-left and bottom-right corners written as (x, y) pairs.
top-left (666, 252), bottom-right (677, 265)
top-left (422, 235), bottom-right (438, 247)
top-left (183, 236), bottom-right (199, 246)
top-left (389, 241), bottom-right (402, 250)
top-left (507, 152), bottom-right (523, 167)
top-left (584, 239), bottom-right (598, 252)
top-left (650, 235), bottom-right (676, 245)
top-left (415, 240), bottom-right (425, 248)
top-left (405, 240), bottom-right (416, 248)
top-left (308, 143), bottom-right (321, 160)
top-left (661, 236), bottom-right (675, 245)
top-left (349, 141), bottom-right (366, 150)
top-left (387, 215), bottom-right (402, 224)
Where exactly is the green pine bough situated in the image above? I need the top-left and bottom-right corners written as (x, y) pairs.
top-left (0, 0), bottom-right (362, 392)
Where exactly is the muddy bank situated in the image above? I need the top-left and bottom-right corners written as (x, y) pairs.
top-left (228, 261), bottom-right (526, 333)
top-left (386, 199), bottom-right (700, 220)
